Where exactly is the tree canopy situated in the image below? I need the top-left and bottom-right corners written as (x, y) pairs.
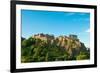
top-left (21, 36), bottom-right (90, 63)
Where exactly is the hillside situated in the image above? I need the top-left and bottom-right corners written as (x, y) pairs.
top-left (21, 33), bottom-right (90, 63)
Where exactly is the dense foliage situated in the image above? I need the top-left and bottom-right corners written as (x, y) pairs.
top-left (21, 37), bottom-right (90, 63)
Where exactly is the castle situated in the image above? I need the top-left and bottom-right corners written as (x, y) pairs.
top-left (69, 34), bottom-right (78, 40)
top-left (33, 33), bottom-right (54, 41)
top-left (33, 33), bottom-right (78, 41)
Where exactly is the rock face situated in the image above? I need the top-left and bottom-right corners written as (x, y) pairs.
top-left (32, 33), bottom-right (87, 58)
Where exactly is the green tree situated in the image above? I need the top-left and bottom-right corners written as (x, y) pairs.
top-left (76, 51), bottom-right (90, 60)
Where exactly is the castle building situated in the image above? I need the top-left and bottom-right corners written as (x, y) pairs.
top-left (69, 34), bottom-right (78, 40)
top-left (33, 33), bottom-right (54, 41)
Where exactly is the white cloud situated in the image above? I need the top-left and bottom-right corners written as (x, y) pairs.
top-left (85, 28), bottom-right (90, 33)
top-left (65, 12), bottom-right (76, 16)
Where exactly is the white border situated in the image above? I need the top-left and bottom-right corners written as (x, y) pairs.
top-left (16, 4), bottom-right (94, 69)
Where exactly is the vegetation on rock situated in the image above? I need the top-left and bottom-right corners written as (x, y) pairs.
top-left (21, 33), bottom-right (90, 63)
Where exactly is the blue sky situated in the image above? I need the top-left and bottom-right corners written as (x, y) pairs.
top-left (21, 9), bottom-right (90, 47)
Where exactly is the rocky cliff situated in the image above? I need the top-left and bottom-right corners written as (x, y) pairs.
top-left (21, 33), bottom-right (90, 62)
top-left (32, 33), bottom-right (88, 58)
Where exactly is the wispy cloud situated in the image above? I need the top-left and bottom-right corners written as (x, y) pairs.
top-left (66, 12), bottom-right (89, 16)
top-left (65, 12), bottom-right (76, 16)
top-left (78, 13), bottom-right (89, 16)
top-left (85, 28), bottom-right (90, 33)
top-left (76, 28), bottom-right (90, 36)
top-left (67, 13), bottom-right (76, 15)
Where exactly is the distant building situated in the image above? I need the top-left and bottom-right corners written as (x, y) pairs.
top-left (33, 33), bottom-right (54, 41)
top-left (69, 34), bottom-right (78, 40)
